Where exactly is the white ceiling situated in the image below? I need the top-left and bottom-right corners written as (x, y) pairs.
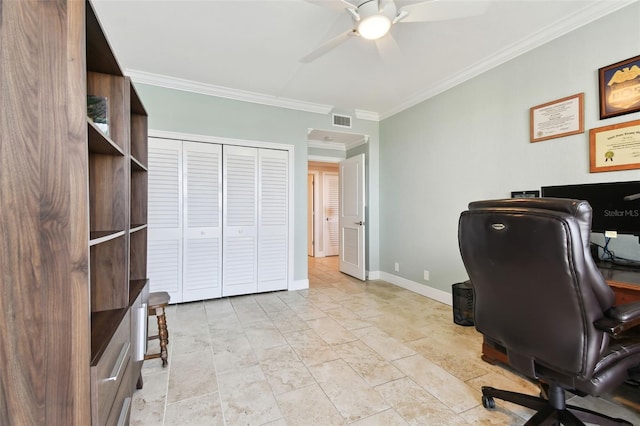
top-left (92, 0), bottom-right (636, 120)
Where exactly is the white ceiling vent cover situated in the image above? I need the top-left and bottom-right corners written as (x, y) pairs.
top-left (332, 114), bottom-right (352, 129)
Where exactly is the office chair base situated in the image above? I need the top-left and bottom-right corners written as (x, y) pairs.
top-left (481, 386), bottom-right (632, 426)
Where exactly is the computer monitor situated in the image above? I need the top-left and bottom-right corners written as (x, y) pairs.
top-left (541, 181), bottom-right (640, 236)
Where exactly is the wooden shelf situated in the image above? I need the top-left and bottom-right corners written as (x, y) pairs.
top-left (88, 120), bottom-right (124, 156)
top-left (87, 72), bottom-right (127, 153)
top-left (90, 308), bottom-right (128, 366)
top-left (130, 224), bottom-right (147, 233)
top-left (129, 228), bottom-right (148, 282)
top-left (129, 279), bottom-right (149, 304)
top-left (0, 1), bottom-right (148, 422)
top-left (131, 166), bottom-right (148, 227)
top-left (131, 156), bottom-right (147, 171)
top-left (86, 2), bottom-right (122, 76)
top-left (89, 230), bottom-right (126, 246)
top-left (129, 80), bottom-right (148, 168)
top-left (89, 153), bottom-right (127, 233)
top-left (90, 234), bottom-right (128, 311)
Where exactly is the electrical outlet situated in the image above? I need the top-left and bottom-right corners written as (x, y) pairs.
top-left (424, 270), bottom-right (430, 281)
top-left (394, 262), bottom-right (399, 272)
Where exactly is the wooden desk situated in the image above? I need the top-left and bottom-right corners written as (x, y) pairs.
top-left (598, 264), bottom-right (640, 305)
top-left (481, 264), bottom-right (640, 365)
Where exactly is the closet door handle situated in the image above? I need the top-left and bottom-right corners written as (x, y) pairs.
top-left (117, 397), bottom-right (132, 426)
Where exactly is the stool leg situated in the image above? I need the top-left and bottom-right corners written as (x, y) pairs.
top-left (156, 307), bottom-right (169, 367)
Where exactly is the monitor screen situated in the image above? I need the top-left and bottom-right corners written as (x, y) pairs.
top-left (541, 181), bottom-right (640, 235)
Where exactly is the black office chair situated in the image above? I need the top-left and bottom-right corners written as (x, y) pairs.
top-left (458, 198), bottom-right (640, 425)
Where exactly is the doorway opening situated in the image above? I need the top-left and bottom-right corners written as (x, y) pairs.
top-left (307, 128), bottom-right (368, 280)
top-left (308, 161), bottom-right (339, 259)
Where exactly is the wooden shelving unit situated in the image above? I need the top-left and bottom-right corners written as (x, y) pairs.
top-left (0, 1), bottom-right (149, 424)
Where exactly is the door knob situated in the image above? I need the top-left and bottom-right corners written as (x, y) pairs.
top-left (355, 221), bottom-right (364, 226)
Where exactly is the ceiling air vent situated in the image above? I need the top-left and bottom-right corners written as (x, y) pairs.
top-left (332, 114), bottom-right (352, 129)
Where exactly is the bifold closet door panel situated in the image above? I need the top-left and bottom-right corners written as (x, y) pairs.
top-left (223, 145), bottom-right (258, 297)
top-left (182, 141), bottom-right (222, 302)
top-left (258, 149), bottom-right (288, 292)
top-left (148, 138), bottom-right (183, 303)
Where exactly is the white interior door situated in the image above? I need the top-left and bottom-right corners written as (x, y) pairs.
top-left (258, 149), bottom-right (288, 292)
top-left (339, 154), bottom-right (366, 280)
top-left (323, 172), bottom-right (339, 256)
top-left (307, 174), bottom-right (314, 256)
top-left (182, 141), bottom-right (222, 302)
top-left (223, 145), bottom-right (258, 296)
top-left (148, 138), bottom-right (183, 303)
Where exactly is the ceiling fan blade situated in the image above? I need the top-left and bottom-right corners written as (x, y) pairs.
top-left (303, 0), bottom-right (356, 11)
top-left (339, 0), bottom-right (358, 7)
top-left (399, 0), bottom-right (491, 23)
top-left (300, 29), bottom-right (357, 63)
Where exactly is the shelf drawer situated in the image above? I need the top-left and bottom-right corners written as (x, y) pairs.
top-left (91, 311), bottom-right (131, 426)
top-left (105, 361), bottom-right (132, 426)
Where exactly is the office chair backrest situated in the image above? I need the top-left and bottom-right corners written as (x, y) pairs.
top-left (458, 198), bottom-right (615, 382)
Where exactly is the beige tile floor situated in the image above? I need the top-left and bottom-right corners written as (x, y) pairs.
top-left (131, 256), bottom-right (640, 425)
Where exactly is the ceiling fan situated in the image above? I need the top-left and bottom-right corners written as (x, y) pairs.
top-left (300, 0), bottom-right (490, 63)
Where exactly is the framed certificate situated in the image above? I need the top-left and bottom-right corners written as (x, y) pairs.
top-left (589, 119), bottom-right (640, 172)
top-left (530, 93), bottom-right (584, 142)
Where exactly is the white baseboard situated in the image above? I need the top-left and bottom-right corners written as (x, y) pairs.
top-left (367, 270), bottom-right (380, 280)
top-left (374, 271), bottom-right (452, 306)
top-left (289, 278), bottom-right (309, 291)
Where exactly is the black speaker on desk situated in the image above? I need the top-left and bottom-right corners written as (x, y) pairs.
top-left (452, 281), bottom-right (474, 326)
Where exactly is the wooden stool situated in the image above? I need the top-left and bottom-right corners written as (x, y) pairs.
top-left (145, 291), bottom-right (170, 367)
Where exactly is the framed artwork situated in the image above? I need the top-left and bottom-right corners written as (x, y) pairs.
top-left (589, 119), bottom-right (640, 172)
top-left (598, 55), bottom-right (640, 119)
top-left (530, 93), bottom-right (584, 142)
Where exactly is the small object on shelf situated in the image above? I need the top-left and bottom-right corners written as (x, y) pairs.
top-left (87, 95), bottom-right (109, 136)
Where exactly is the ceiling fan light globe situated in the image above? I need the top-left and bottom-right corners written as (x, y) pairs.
top-left (358, 15), bottom-right (391, 40)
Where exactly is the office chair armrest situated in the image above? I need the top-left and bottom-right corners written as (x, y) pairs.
top-left (595, 300), bottom-right (640, 337)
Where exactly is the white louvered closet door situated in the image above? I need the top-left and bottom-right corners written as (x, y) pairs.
top-left (148, 138), bottom-right (183, 303)
top-left (223, 146), bottom-right (258, 296)
top-left (258, 149), bottom-right (288, 292)
top-left (182, 141), bottom-right (222, 302)
top-left (323, 172), bottom-right (339, 256)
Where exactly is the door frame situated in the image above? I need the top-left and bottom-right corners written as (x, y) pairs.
top-left (149, 129), bottom-right (295, 291)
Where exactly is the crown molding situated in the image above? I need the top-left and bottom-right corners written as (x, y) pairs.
top-left (126, 69), bottom-right (334, 115)
top-left (128, 0), bottom-right (636, 122)
top-left (379, 0), bottom-right (638, 120)
top-left (308, 140), bottom-right (347, 151)
top-left (307, 155), bottom-right (344, 163)
top-left (355, 109), bottom-right (380, 121)
top-left (344, 135), bottom-right (368, 150)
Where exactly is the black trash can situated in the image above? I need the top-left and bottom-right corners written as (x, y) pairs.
top-left (452, 281), bottom-right (474, 326)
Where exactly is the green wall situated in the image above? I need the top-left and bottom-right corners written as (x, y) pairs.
top-left (136, 85), bottom-right (380, 284)
top-left (379, 2), bottom-right (640, 294)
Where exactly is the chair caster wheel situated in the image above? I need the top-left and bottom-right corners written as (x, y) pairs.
top-left (482, 395), bottom-right (496, 409)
